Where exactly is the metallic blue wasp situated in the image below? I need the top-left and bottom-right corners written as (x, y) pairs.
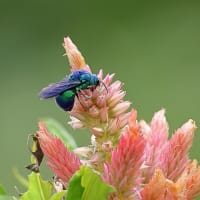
top-left (39, 69), bottom-right (101, 111)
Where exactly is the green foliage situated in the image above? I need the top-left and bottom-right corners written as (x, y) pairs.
top-left (43, 118), bottom-right (77, 150)
top-left (0, 185), bottom-right (6, 196)
top-left (0, 185), bottom-right (11, 200)
top-left (66, 166), bottom-right (114, 200)
top-left (49, 191), bottom-right (66, 200)
top-left (20, 172), bottom-right (65, 200)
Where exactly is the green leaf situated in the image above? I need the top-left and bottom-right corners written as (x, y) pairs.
top-left (0, 185), bottom-right (6, 195)
top-left (49, 191), bottom-right (66, 200)
top-left (65, 173), bottom-right (84, 200)
top-left (43, 118), bottom-right (77, 150)
top-left (20, 172), bottom-right (52, 200)
top-left (66, 166), bottom-right (114, 200)
top-left (0, 187), bottom-right (13, 200)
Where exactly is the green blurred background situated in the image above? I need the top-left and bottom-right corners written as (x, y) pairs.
top-left (0, 0), bottom-right (200, 195)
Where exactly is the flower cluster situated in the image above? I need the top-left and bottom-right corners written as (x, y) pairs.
top-left (36, 37), bottom-right (200, 199)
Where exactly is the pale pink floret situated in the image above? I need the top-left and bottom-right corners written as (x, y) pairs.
top-left (37, 122), bottom-right (81, 184)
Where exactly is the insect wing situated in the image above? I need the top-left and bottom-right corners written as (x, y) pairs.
top-left (39, 77), bottom-right (81, 99)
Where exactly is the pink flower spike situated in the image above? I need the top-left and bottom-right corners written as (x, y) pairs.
top-left (37, 122), bottom-right (81, 184)
top-left (63, 37), bottom-right (90, 72)
top-left (142, 109), bottom-right (169, 182)
top-left (103, 111), bottom-right (146, 199)
top-left (150, 109), bottom-right (169, 142)
top-left (160, 119), bottom-right (196, 181)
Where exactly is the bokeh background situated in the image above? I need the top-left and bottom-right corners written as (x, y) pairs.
top-left (0, 0), bottom-right (200, 195)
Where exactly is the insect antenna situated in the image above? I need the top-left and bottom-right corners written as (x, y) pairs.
top-left (100, 80), bottom-right (108, 93)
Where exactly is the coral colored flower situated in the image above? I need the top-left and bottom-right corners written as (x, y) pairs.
top-left (103, 110), bottom-right (146, 200)
top-left (63, 37), bottom-right (90, 72)
top-left (37, 122), bottom-right (81, 184)
top-left (177, 160), bottom-right (200, 199)
top-left (141, 169), bottom-right (180, 200)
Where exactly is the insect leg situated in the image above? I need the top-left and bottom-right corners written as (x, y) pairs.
top-left (75, 93), bottom-right (87, 111)
top-left (79, 90), bottom-right (93, 99)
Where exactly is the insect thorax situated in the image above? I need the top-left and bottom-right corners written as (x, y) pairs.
top-left (75, 82), bottom-right (90, 91)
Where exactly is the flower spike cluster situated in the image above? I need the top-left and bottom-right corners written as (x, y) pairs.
top-left (63, 37), bottom-right (131, 170)
top-left (35, 37), bottom-right (200, 199)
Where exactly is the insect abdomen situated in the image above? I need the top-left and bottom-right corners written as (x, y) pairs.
top-left (55, 90), bottom-right (75, 111)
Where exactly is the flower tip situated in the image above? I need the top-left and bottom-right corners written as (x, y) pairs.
top-left (181, 119), bottom-right (196, 135)
top-left (38, 121), bottom-right (45, 129)
top-left (63, 37), bottom-right (86, 71)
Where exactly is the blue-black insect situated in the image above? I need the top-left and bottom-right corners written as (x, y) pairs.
top-left (39, 69), bottom-right (101, 111)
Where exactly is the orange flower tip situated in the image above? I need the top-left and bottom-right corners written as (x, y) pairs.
top-left (63, 37), bottom-right (86, 70)
top-left (111, 101), bottom-right (131, 116)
